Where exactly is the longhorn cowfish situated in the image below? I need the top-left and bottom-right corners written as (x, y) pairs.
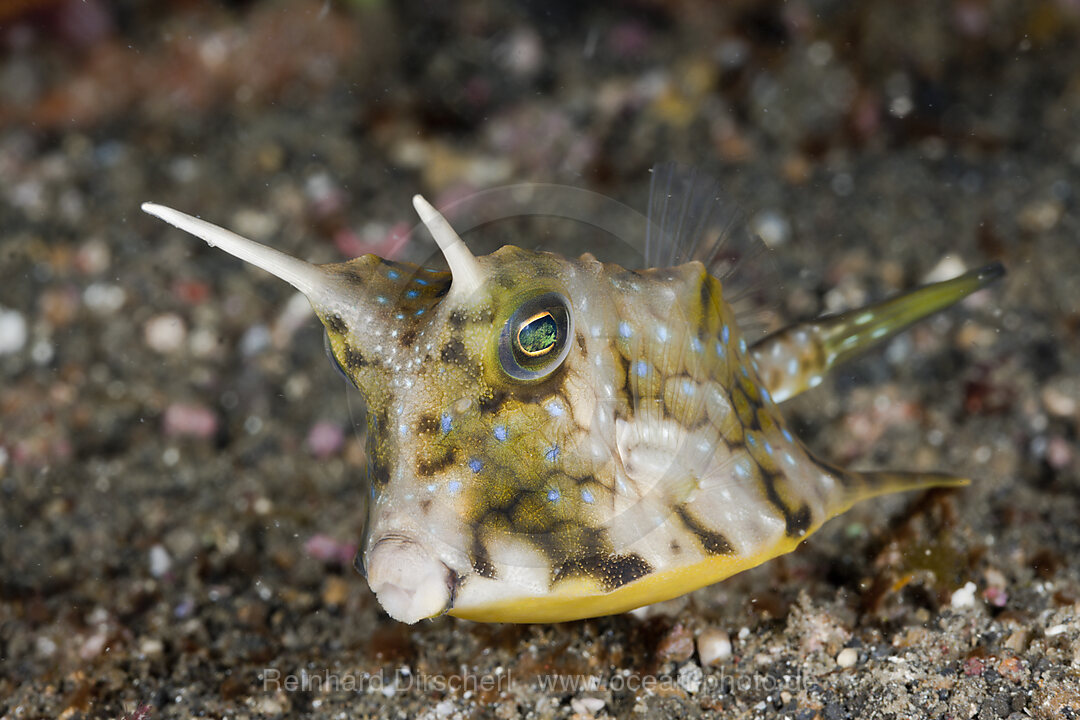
top-left (142, 165), bottom-right (1004, 624)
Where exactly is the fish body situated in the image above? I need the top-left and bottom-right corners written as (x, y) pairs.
top-left (142, 166), bottom-right (1002, 624)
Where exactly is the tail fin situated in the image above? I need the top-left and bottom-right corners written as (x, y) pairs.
top-left (834, 469), bottom-right (969, 516)
top-left (752, 262), bottom-right (1005, 402)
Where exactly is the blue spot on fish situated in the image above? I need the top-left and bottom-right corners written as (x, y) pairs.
top-left (414, 278), bottom-right (429, 286)
top-left (782, 427), bottom-right (794, 443)
top-left (739, 338), bottom-right (747, 354)
top-left (468, 458), bottom-right (483, 473)
top-left (441, 413), bottom-right (452, 434)
top-left (415, 308), bottom-right (425, 316)
top-left (406, 289), bottom-right (419, 299)
top-left (376, 295), bottom-right (388, 305)
top-left (493, 425), bottom-right (508, 442)
top-left (721, 325), bottom-right (730, 343)
top-left (448, 480), bottom-right (462, 494)
top-left (545, 445), bottom-right (560, 462)
top-left (387, 270), bottom-right (400, 280)
top-left (581, 489), bottom-right (595, 503)
top-left (635, 360), bottom-right (649, 377)
top-left (546, 401), bottom-right (564, 417)
top-left (657, 326), bottom-right (669, 341)
top-left (547, 488), bottom-right (560, 503)
top-left (618, 321), bottom-right (633, 338)
top-left (690, 337), bottom-right (703, 353)
top-left (715, 341), bottom-right (726, 357)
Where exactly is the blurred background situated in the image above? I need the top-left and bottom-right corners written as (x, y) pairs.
top-left (1, 1), bottom-right (1079, 718)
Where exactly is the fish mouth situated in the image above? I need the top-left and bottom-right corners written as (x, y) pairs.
top-left (365, 533), bottom-right (457, 624)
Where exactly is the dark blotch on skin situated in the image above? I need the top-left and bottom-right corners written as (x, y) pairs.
top-left (417, 414), bottom-right (440, 434)
top-left (479, 390), bottom-right (507, 414)
top-left (343, 343), bottom-right (366, 368)
top-left (471, 539), bottom-right (498, 579)
top-left (417, 448), bottom-right (456, 477)
top-left (326, 313), bottom-right (347, 334)
top-left (786, 503), bottom-right (812, 537)
top-left (603, 553), bottom-right (653, 590)
top-left (675, 505), bottom-right (734, 555)
top-left (449, 309), bottom-right (467, 327)
top-left (399, 329), bottom-right (417, 347)
top-left (440, 338), bottom-right (467, 364)
top-left (760, 471), bottom-right (813, 538)
top-left (368, 457), bottom-right (391, 488)
top-left (555, 551), bottom-right (653, 592)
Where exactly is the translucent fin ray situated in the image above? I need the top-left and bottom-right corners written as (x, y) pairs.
top-left (645, 163), bottom-right (781, 340)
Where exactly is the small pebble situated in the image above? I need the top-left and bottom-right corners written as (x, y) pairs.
top-left (1018, 198), bottom-right (1063, 232)
top-left (0, 308), bottom-right (28, 355)
top-left (144, 313), bottom-right (186, 354)
top-left (696, 628), bottom-right (732, 666)
top-left (836, 648), bottom-right (858, 668)
top-left (1041, 379), bottom-right (1078, 417)
top-left (656, 622), bottom-right (695, 663)
top-left (923, 255), bottom-right (967, 284)
top-left (148, 544), bottom-right (172, 578)
top-left (951, 581), bottom-right (977, 608)
top-left (139, 637), bottom-right (164, 657)
top-left (83, 283), bottom-right (126, 314)
top-left (163, 402), bottom-right (219, 439)
top-left (1045, 624), bottom-right (1069, 637)
top-left (678, 662), bottom-right (703, 693)
top-left (321, 576), bottom-right (349, 607)
top-left (751, 209), bottom-right (791, 247)
top-left (304, 534), bottom-right (357, 566)
top-left (1046, 436), bottom-right (1073, 469)
top-left (570, 697), bottom-right (605, 716)
top-left (306, 420), bottom-right (345, 458)
top-left (75, 238), bottom-right (110, 274)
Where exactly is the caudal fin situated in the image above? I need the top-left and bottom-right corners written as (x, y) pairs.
top-left (834, 469), bottom-right (969, 516)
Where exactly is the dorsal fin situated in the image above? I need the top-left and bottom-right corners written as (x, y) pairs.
top-left (645, 163), bottom-right (781, 338)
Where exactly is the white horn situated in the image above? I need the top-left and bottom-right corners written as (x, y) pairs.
top-left (412, 195), bottom-right (484, 295)
top-left (141, 203), bottom-right (332, 298)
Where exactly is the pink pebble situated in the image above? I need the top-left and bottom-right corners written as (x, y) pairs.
top-left (306, 420), bottom-right (344, 458)
top-left (983, 586), bottom-right (1008, 608)
top-left (304, 534), bottom-right (357, 565)
top-left (163, 403), bottom-right (219, 439)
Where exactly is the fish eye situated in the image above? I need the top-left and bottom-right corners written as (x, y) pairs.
top-left (499, 292), bottom-right (573, 382)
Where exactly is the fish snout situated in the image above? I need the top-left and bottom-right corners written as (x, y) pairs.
top-left (364, 533), bottom-right (457, 624)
